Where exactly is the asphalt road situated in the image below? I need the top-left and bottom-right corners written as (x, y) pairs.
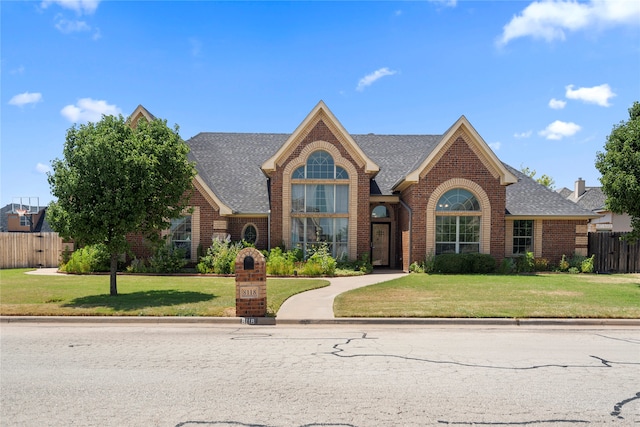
top-left (1, 323), bottom-right (638, 426)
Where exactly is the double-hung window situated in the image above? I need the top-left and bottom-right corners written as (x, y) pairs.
top-left (513, 220), bottom-right (533, 255)
top-left (169, 216), bottom-right (192, 259)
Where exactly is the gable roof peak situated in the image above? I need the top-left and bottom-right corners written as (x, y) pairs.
top-left (393, 115), bottom-right (518, 191)
top-left (261, 101), bottom-right (379, 175)
top-left (128, 104), bottom-right (156, 127)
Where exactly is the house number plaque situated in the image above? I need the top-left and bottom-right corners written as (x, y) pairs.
top-left (239, 285), bottom-right (260, 299)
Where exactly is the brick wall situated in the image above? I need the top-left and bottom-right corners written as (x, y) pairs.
top-left (228, 217), bottom-right (269, 250)
top-left (542, 219), bottom-right (588, 264)
top-left (405, 135), bottom-right (506, 265)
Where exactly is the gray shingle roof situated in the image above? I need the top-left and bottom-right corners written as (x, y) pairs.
top-left (186, 132), bottom-right (596, 218)
top-left (558, 186), bottom-right (607, 211)
top-left (505, 166), bottom-right (596, 217)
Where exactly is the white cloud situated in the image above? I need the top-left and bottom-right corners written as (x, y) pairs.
top-left (548, 98), bottom-right (567, 109)
top-left (356, 68), bottom-right (397, 92)
top-left (429, 0), bottom-right (457, 7)
top-left (489, 142), bottom-right (502, 150)
top-left (11, 65), bottom-right (25, 75)
top-left (35, 163), bottom-right (51, 174)
top-left (41, 0), bottom-right (101, 15)
top-left (8, 92), bottom-right (43, 107)
top-left (497, 0), bottom-right (640, 46)
top-left (60, 98), bottom-right (121, 123)
top-left (565, 83), bottom-right (616, 107)
top-left (539, 120), bottom-right (581, 140)
top-left (514, 130), bottom-right (533, 139)
top-left (55, 17), bottom-right (91, 33)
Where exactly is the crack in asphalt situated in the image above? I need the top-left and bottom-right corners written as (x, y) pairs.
top-left (611, 391), bottom-right (640, 419)
top-left (227, 332), bottom-right (639, 424)
top-left (437, 420), bottom-right (590, 425)
top-left (595, 334), bottom-right (640, 345)
top-left (175, 422), bottom-right (357, 427)
top-left (325, 334), bottom-right (639, 371)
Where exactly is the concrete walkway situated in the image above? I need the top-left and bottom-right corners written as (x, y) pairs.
top-left (276, 270), bottom-right (407, 320)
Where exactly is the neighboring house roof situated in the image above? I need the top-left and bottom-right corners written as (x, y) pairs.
top-left (0, 204), bottom-right (52, 232)
top-left (0, 204), bottom-right (11, 232)
top-left (504, 167), bottom-right (596, 217)
top-left (559, 186), bottom-right (607, 211)
top-left (186, 133), bottom-right (596, 218)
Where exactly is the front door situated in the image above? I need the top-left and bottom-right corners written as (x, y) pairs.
top-left (371, 223), bottom-right (390, 267)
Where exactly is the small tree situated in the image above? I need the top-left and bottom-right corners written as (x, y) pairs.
top-left (47, 114), bottom-right (196, 295)
top-left (520, 166), bottom-right (555, 190)
top-left (595, 101), bottom-right (640, 242)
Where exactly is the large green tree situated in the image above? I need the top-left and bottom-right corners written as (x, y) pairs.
top-left (595, 101), bottom-right (640, 242)
top-left (47, 115), bottom-right (196, 295)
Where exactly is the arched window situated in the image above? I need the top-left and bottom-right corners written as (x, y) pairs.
top-left (291, 150), bottom-right (349, 259)
top-left (372, 205), bottom-right (389, 219)
top-left (435, 189), bottom-right (481, 254)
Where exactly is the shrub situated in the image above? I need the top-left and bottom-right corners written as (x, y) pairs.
top-left (558, 255), bottom-right (570, 272)
top-left (497, 257), bottom-right (515, 274)
top-left (581, 255), bottom-right (595, 273)
top-left (197, 238), bottom-right (242, 274)
top-left (148, 245), bottom-right (187, 273)
top-left (433, 253), bottom-right (496, 274)
top-left (423, 253), bottom-right (436, 274)
top-left (265, 247), bottom-right (295, 276)
top-left (126, 258), bottom-right (149, 273)
top-left (534, 258), bottom-right (550, 272)
top-left (62, 244), bottom-right (111, 273)
top-left (515, 252), bottom-right (535, 273)
top-left (356, 253), bottom-right (373, 273)
top-left (470, 253), bottom-right (497, 274)
top-left (409, 261), bottom-right (425, 273)
top-left (301, 244), bottom-right (336, 276)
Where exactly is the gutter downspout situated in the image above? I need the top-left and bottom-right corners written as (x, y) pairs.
top-left (267, 210), bottom-right (271, 251)
top-left (399, 199), bottom-right (412, 272)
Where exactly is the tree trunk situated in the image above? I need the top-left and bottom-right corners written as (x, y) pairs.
top-left (110, 252), bottom-right (118, 296)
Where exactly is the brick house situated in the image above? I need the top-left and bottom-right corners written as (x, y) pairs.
top-left (132, 102), bottom-right (597, 270)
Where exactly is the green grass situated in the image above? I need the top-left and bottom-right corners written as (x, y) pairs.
top-left (334, 273), bottom-right (640, 319)
top-left (0, 269), bottom-right (328, 317)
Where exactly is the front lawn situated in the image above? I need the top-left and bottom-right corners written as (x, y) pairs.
top-left (0, 269), bottom-right (328, 317)
top-left (334, 273), bottom-right (640, 318)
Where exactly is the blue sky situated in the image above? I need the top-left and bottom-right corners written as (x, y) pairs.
top-left (2, 0), bottom-right (639, 207)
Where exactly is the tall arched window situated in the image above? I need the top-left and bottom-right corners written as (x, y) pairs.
top-left (291, 150), bottom-right (349, 259)
top-left (435, 189), bottom-right (481, 254)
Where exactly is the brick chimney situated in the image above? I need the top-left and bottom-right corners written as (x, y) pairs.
top-left (574, 177), bottom-right (586, 199)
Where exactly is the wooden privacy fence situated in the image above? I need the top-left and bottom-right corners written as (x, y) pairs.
top-left (0, 233), bottom-right (70, 269)
top-left (588, 232), bottom-right (640, 274)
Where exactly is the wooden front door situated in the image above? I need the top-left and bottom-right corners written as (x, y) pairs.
top-left (371, 223), bottom-right (390, 267)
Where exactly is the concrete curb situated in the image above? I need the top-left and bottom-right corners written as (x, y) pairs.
top-left (2, 316), bottom-right (639, 327)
